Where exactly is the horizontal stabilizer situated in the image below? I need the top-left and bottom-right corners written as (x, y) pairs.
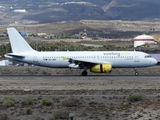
top-left (5, 53), bottom-right (24, 58)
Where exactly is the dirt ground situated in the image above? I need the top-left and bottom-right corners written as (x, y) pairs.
top-left (0, 66), bottom-right (160, 120)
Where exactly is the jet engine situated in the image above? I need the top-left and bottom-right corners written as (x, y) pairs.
top-left (90, 64), bottom-right (112, 73)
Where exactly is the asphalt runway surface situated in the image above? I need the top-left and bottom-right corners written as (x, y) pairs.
top-left (0, 74), bottom-right (160, 79)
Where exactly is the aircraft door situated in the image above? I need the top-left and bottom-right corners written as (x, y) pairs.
top-left (93, 55), bottom-right (96, 61)
top-left (33, 54), bottom-right (39, 64)
top-left (134, 52), bottom-right (139, 62)
top-left (97, 55), bottom-right (99, 59)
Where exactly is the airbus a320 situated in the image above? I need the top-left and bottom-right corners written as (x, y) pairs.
top-left (5, 28), bottom-right (157, 76)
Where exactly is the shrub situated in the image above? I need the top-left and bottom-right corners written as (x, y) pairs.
top-left (126, 93), bottom-right (145, 102)
top-left (61, 96), bottom-right (80, 107)
top-left (25, 107), bottom-right (34, 115)
top-left (40, 98), bottom-right (53, 106)
top-left (2, 96), bottom-right (15, 107)
top-left (0, 113), bottom-right (9, 120)
top-left (54, 110), bottom-right (69, 119)
top-left (88, 99), bottom-right (96, 105)
top-left (21, 97), bottom-right (34, 106)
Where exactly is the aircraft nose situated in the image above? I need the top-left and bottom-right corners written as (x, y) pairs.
top-left (152, 58), bottom-right (158, 65)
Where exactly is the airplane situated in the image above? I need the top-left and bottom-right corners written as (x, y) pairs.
top-left (5, 27), bottom-right (157, 76)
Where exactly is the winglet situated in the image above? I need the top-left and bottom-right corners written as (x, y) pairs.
top-left (7, 27), bottom-right (35, 53)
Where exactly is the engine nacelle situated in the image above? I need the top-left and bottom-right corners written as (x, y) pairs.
top-left (90, 64), bottom-right (112, 73)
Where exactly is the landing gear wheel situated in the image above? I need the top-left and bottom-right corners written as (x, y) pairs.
top-left (82, 71), bottom-right (88, 76)
top-left (134, 68), bottom-right (139, 76)
top-left (135, 72), bottom-right (138, 76)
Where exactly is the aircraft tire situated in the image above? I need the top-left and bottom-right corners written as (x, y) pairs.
top-left (135, 72), bottom-right (138, 76)
top-left (82, 71), bottom-right (88, 76)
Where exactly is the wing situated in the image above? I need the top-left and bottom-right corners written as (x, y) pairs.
top-left (68, 58), bottom-right (112, 68)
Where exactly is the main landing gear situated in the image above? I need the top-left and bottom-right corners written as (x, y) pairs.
top-left (82, 71), bottom-right (88, 76)
top-left (134, 68), bottom-right (139, 76)
top-left (81, 66), bottom-right (88, 76)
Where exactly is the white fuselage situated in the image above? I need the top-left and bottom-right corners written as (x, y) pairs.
top-left (6, 51), bottom-right (157, 68)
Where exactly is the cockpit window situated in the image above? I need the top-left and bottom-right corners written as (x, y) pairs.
top-left (145, 55), bottom-right (152, 58)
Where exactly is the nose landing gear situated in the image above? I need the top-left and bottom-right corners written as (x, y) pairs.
top-left (134, 68), bottom-right (139, 76)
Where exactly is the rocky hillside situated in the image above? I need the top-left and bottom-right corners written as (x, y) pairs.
top-left (0, 0), bottom-right (160, 24)
top-left (103, 0), bottom-right (160, 20)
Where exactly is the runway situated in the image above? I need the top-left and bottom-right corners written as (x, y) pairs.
top-left (0, 75), bottom-right (160, 80)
